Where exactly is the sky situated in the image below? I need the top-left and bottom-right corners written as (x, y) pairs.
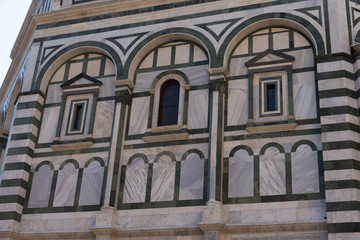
top-left (0, 1), bottom-right (32, 84)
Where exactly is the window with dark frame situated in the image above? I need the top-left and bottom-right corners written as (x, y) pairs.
top-left (71, 103), bottom-right (84, 131)
top-left (158, 80), bottom-right (180, 126)
top-left (265, 83), bottom-right (277, 112)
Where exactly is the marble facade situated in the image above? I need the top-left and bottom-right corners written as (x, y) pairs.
top-left (0, 0), bottom-right (359, 239)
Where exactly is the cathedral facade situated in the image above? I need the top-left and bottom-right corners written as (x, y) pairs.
top-left (0, 0), bottom-right (359, 239)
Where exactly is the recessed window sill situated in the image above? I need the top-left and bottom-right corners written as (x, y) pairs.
top-left (143, 125), bottom-right (189, 142)
top-left (246, 123), bottom-right (297, 134)
top-left (51, 137), bottom-right (93, 151)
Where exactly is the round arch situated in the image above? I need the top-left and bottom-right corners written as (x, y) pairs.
top-left (218, 13), bottom-right (326, 67)
top-left (124, 28), bottom-right (216, 81)
top-left (34, 41), bottom-right (122, 93)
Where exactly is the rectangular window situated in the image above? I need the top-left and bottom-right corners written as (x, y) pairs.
top-left (265, 83), bottom-right (277, 112)
top-left (259, 77), bottom-right (282, 117)
top-left (71, 104), bottom-right (84, 131)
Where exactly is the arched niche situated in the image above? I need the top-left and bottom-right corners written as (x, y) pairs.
top-left (179, 150), bottom-right (205, 200)
top-left (122, 155), bottom-right (149, 204)
top-left (28, 161), bottom-right (54, 208)
top-left (151, 152), bottom-right (176, 202)
top-left (53, 160), bottom-right (79, 207)
top-left (79, 157), bottom-right (105, 206)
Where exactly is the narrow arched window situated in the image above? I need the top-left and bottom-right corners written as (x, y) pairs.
top-left (158, 80), bottom-right (180, 126)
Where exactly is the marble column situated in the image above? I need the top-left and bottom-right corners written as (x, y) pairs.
top-left (199, 68), bottom-right (228, 240)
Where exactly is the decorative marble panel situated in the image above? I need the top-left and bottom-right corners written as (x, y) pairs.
top-left (229, 149), bottom-right (254, 198)
top-left (53, 163), bottom-right (78, 207)
top-left (188, 90), bottom-right (208, 129)
top-left (79, 161), bottom-right (104, 205)
top-left (227, 80), bottom-right (248, 126)
top-left (93, 101), bottom-right (114, 138)
top-left (179, 153), bottom-right (204, 200)
top-left (68, 62), bottom-right (83, 80)
top-left (293, 72), bottom-right (317, 119)
top-left (38, 106), bottom-right (60, 143)
top-left (151, 156), bottom-right (175, 202)
top-left (86, 59), bottom-right (101, 77)
top-left (128, 97), bottom-right (150, 135)
top-left (292, 144), bottom-right (319, 194)
top-left (28, 164), bottom-right (53, 208)
top-left (260, 147), bottom-right (286, 196)
top-left (123, 158), bottom-right (148, 203)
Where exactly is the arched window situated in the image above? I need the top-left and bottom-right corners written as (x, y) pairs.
top-left (158, 80), bottom-right (180, 126)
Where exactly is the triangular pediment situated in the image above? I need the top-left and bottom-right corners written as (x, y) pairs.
top-left (245, 49), bottom-right (295, 68)
top-left (61, 73), bottom-right (102, 89)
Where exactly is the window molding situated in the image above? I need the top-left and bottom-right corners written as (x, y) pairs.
top-left (245, 49), bottom-right (296, 133)
top-left (143, 71), bottom-right (190, 142)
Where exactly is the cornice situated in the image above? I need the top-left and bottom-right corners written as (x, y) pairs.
top-left (33, 0), bottom-right (186, 26)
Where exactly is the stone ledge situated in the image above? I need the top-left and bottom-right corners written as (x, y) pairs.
top-left (224, 222), bottom-right (327, 233)
top-left (51, 140), bottom-right (93, 151)
top-left (246, 123), bottom-right (297, 134)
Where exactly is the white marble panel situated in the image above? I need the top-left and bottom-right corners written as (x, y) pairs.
top-left (293, 72), bottom-right (317, 119)
top-left (99, 76), bottom-right (116, 98)
top-left (157, 47), bottom-right (172, 66)
top-left (134, 71), bottom-right (162, 92)
top-left (151, 156), bottom-right (175, 202)
top-left (68, 62), bottom-right (83, 79)
top-left (183, 65), bottom-right (209, 85)
top-left (86, 59), bottom-right (101, 77)
top-left (93, 101), bottom-right (114, 138)
top-left (260, 147), bottom-right (286, 196)
top-left (273, 32), bottom-right (289, 50)
top-left (38, 106), bottom-right (60, 144)
top-left (175, 44), bottom-right (190, 64)
top-left (227, 80), bottom-right (248, 126)
top-left (53, 163), bottom-right (78, 207)
top-left (233, 38), bottom-right (248, 55)
top-left (28, 165), bottom-right (53, 208)
top-left (229, 56), bottom-right (253, 76)
top-left (104, 58), bottom-right (115, 75)
top-left (253, 35), bottom-right (269, 53)
top-left (140, 52), bottom-right (154, 69)
top-left (123, 158), bottom-right (148, 203)
top-left (292, 145), bottom-right (319, 194)
top-left (79, 161), bottom-right (104, 205)
top-left (128, 97), bottom-right (150, 135)
top-left (51, 64), bottom-right (66, 82)
top-left (46, 84), bottom-right (62, 104)
top-left (188, 90), bottom-right (208, 129)
top-left (179, 153), bottom-right (204, 200)
top-left (229, 149), bottom-right (254, 198)
top-left (294, 32), bottom-right (310, 48)
top-left (287, 49), bottom-right (314, 69)
top-left (193, 45), bottom-right (208, 62)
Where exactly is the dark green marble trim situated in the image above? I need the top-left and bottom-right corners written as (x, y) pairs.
top-left (295, 6), bottom-right (323, 25)
top-left (291, 140), bottom-right (317, 152)
top-left (317, 70), bottom-right (355, 81)
top-left (84, 156), bottom-right (105, 168)
top-left (346, 0), bottom-right (353, 46)
top-left (319, 106), bottom-right (358, 116)
top-left (23, 205), bottom-right (101, 214)
top-left (324, 159), bottom-right (360, 171)
top-left (327, 201), bottom-right (360, 212)
top-left (150, 70), bottom-right (190, 89)
top-left (35, 160), bottom-right (54, 171)
top-left (73, 168), bottom-right (84, 206)
top-left (229, 145), bottom-right (254, 157)
top-left (0, 211), bottom-right (21, 222)
top-left (127, 153), bottom-right (148, 165)
top-left (7, 147), bottom-right (34, 157)
top-left (59, 159), bottom-right (80, 170)
top-left (31, 41), bottom-right (43, 90)
top-left (323, 140), bottom-right (360, 151)
top-left (319, 88), bottom-right (357, 99)
top-left (33, 147), bottom-right (109, 158)
top-left (18, 90), bottom-right (46, 99)
top-left (325, 180), bottom-right (360, 190)
top-left (224, 128), bottom-right (321, 142)
top-left (11, 133), bottom-right (37, 143)
top-left (322, 122), bottom-right (359, 133)
top-left (0, 195), bottom-right (25, 205)
top-left (260, 142), bottom-right (285, 155)
top-left (196, 18), bottom-right (242, 42)
top-left (109, 103), bottom-right (127, 207)
top-left (41, 45), bottom-right (64, 64)
top-left (13, 117), bottom-right (40, 129)
top-left (118, 199), bottom-right (206, 210)
top-left (4, 162), bottom-right (31, 172)
top-left (316, 53), bottom-right (354, 63)
top-left (154, 151), bottom-right (176, 162)
top-left (322, 0), bottom-right (331, 54)
top-left (0, 179), bottom-right (28, 188)
top-left (17, 101), bottom-right (43, 111)
top-left (328, 223), bottom-right (360, 233)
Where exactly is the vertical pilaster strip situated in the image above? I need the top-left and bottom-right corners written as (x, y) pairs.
top-left (103, 79), bottom-right (133, 207)
top-left (0, 92), bottom-right (44, 234)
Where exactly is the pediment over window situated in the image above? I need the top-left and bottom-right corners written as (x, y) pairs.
top-left (61, 73), bottom-right (102, 90)
top-left (245, 49), bottom-right (295, 68)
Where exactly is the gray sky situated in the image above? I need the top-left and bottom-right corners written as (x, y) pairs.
top-left (0, 1), bottom-right (32, 84)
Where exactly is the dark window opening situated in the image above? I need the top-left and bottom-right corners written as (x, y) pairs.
top-left (72, 104), bottom-right (84, 131)
top-left (158, 80), bottom-right (180, 126)
top-left (265, 83), bottom-right (277, 112)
